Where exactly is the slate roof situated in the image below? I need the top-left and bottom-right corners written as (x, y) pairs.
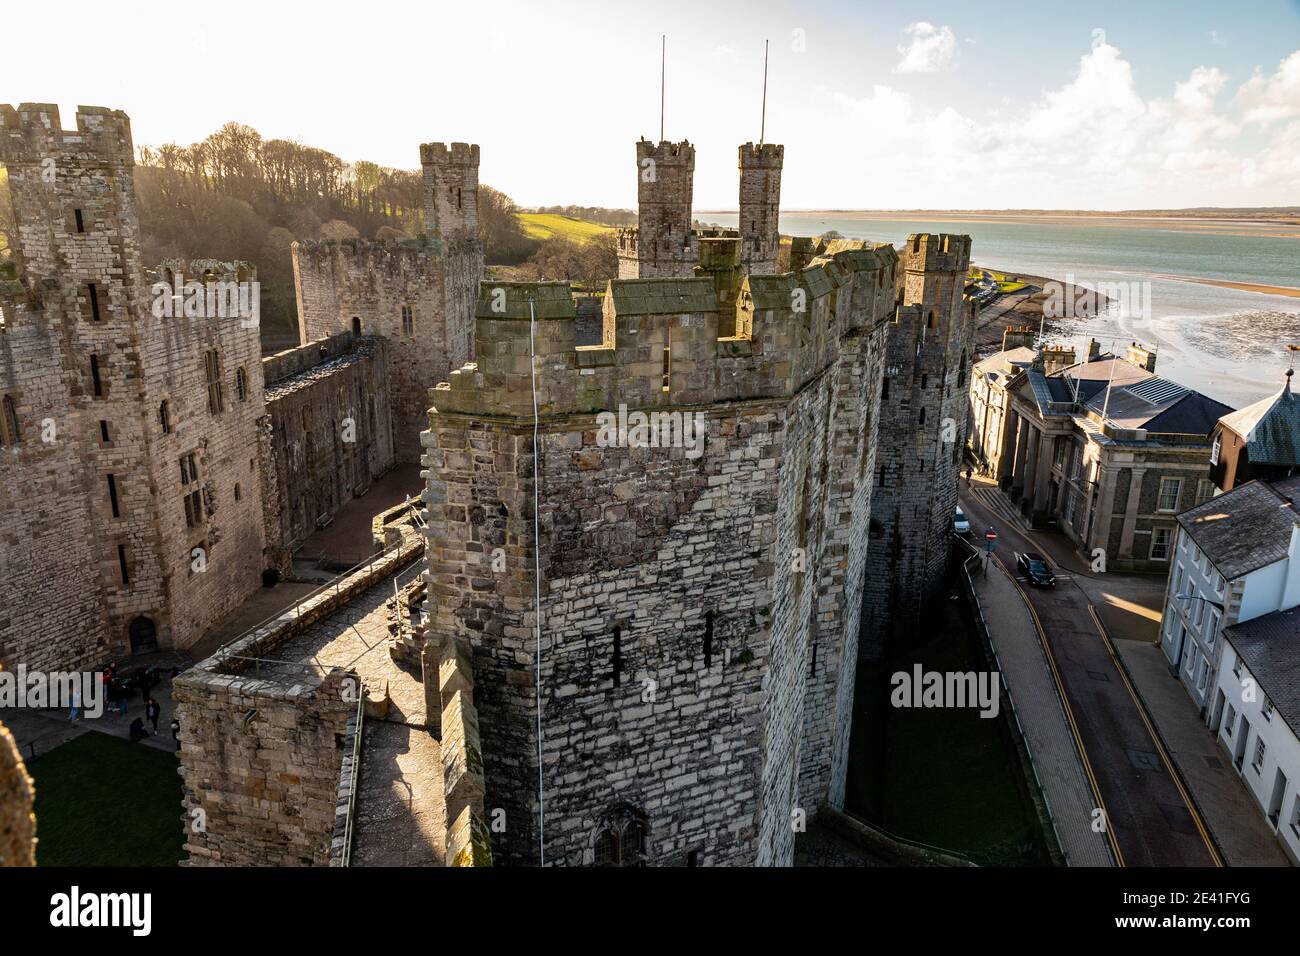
top-left (1177, 479), bottom-right (1300, 580)
top-left (1219, 376), bottom-right (1300, 467)
top-left (1223, 605), bottom-right (1300, 738)
top-left (974, 346), bottom-right (1035, 383)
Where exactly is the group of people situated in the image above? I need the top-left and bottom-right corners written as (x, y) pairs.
top-left (68, 661), bottom-right (165, 740)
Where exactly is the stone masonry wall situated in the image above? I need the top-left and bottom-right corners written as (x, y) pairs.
top-left (262, 332), bottom-right (395, 567)
top-left (861, 235), bottom-right (976, 656)
top-left (421, 241), bottom-right (902, 865)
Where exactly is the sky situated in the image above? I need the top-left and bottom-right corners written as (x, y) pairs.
top-left (6, 0), bottom-right (1300, 210)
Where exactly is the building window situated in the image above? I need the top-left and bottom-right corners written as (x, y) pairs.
top-left (90, 354), bottom-right (103, 397)
top-left (611, 625), bottom-right (622, 688)
top-left (1157, 477), bottom-right (1182, 512)
top-left (87, 282), bottom-right (101, 322)
top-left (703, 610), bottom-right (714, 668)
top-left (107, 474), bottom-right (120, 518)
top-left (236, 366), bottom-right (248, 403)
top-left (1151, 527), bottom-right (1171, 561)
top-left (1195, 479), bottom-right (1214, 505)
top-left (159, 400), bottom-right (171, 434)
top-left (1253, 738), bottom-right (1266, 772)
top-left (1262, 696), bottom-right (1273, 722)
top-left (401, 304), bottom-right (413, 336)
top-left (1210, 433), bottom-right (1220, 465)
top-left (73, 208), bottom-right (85, 233)
top-left (0, 395), bottom-right (18, 445)
top-left (882, 377), bottom-right (890, 401)
top-left (204, 349), bottom-right (224, 414)
top-left (181, 452), bottom-right (202, 527)
top-left (117, 543), bottom-right (130, 585)
top-left (1197, 657), bottom-right (1209, 692)
top-left (234, 482), bottom-right (242, 502)
top-left (592, 808), bottom-right (649, 867)
top-left (1233, 654), bottom-right (1243, 678)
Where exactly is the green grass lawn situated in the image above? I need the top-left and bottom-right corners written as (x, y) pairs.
top-left (845, 599), bottom-right (1050, 866)
top-left (30, 732), bottom-right (185, 867)
top-left (518, 213), bottom-right (615, 243)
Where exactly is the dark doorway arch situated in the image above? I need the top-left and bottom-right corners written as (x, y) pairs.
top-left (128, 616), bottom-right (158, 654)
top-left (351, 316), bottom-right (361, 336)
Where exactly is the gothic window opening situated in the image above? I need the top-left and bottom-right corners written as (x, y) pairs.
top-left (159, 400), bottom-right (171, 434)
top-left (236, 366), bottom-right (248, 403)
top-left (612, 625), bottom-right (623, 688)
top-left (117, 544), bottom-right (130, 585)
top-left (90, 354), bottom-right (103, 397)
top-left (88, 283), bottom-right (101, 322)
top-left (74, 209), bottom-right (85, 233)
top-left (352, 316), bottom-right (361, 336)
top-left (99, 420), bottom-right (110, 443)
top-left (204, 349), bottom-right (224, 414)
top-left (592, 806), bottom-right (650, 867)
top-left (107, 474), bottom-right (120, 518)
top-left (401, 305), bottom-right (413, 336)
top-left (703, 610), bottom-right (714, 668)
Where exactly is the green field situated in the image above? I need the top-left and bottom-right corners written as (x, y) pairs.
top-left (968, 266), bottom-right (1028, 293)
top-left (30, 732), bottom-right (185, 867)
top-left (518, 213), bottom-right (616, 243)
top-left (844, 599), bottom-right (1050, 866)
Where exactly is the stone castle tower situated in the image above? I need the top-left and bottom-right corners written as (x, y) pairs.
top-left (861, 233), bottom-right (975, 654)
top-left (738, 143), bottom-right (783, 275)
top-left (419, 220), bottom-right (957, 864)
top-left (0, 104), bottom-right (267, 667)
top-left (292, 143), bottom-right (485, 463)
top-left (616, 139), bottom-right (784, 281)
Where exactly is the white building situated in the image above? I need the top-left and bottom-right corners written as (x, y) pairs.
top-left (1159, 474), bottom-right (1300, 860)
top-left (1213, 607), bottom-right (1300, 863)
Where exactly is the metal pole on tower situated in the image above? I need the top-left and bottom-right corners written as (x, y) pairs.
top-left (760, 39), bottom-right (769, 145)
top-left (660, 34), bottom-right (666, 142)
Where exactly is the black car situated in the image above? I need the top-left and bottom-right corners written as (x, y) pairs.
top-left (1016, 551), bottom-right (1056, 587)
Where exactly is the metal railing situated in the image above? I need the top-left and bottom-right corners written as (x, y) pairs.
top-left (340, 681), bottom-right (366, 867)
top-left (211, 534), bottom-right (421, 662)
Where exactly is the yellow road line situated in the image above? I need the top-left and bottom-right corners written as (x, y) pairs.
top-left (995, 558), bottom-right (1125, 867)
top-left (1087, 605), bottom-right (1224, 867)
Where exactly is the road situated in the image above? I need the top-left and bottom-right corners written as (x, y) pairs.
top-left (959, 484), bottom-right (1220, 867)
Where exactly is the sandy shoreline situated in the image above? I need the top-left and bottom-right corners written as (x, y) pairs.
top-left (1147, 273), bottom-right (1300, 300)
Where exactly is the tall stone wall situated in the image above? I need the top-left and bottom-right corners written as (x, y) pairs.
top-left (139, 261), bottom-right (268, 651)
top-left (626, 139), bottom-right (696, 279)
top-left (861, 234), bottom-right (976, 656)
top-left (292, 237), bottom-right (481, 464)
top-left (262, 332), bottom-right (396, 568)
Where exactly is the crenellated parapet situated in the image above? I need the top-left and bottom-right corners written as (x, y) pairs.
top-left (0, 103), bottom-right (134, 167)
top-left (900, 232), bottom-right (971, 275)
top-left (431, 243), bottom-right (898, 420)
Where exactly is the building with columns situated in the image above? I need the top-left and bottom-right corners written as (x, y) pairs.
top-left (972, 339), bottom-right (1232, 571)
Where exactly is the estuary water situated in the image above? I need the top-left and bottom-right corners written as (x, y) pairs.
top-left (702, 212), bottom-right (1300, 410)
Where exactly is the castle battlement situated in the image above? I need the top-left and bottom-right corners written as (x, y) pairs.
top-left (900, 233), bottom-right (971, 275)
top-left (738, 142), bottom-right (784, 167)
top-left (419, 141), bottom-right (480, 167)
top-left (0, 103), bottom-right (133, 165)
top-left (636, 138), bottom-right (695, 165)
top-left (433, 244), bottom-right (898, 420)
top-left (292, 234), bottom-right (476, 272)
top-left (143, 258), bottom-right (257, 285)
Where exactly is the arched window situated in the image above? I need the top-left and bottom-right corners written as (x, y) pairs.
top-left (159, 400), bottom-right (171, 434)
top-left (592, 805), bottom-right (649, 867)
top-left (1, 395), bottom-right (18, 445)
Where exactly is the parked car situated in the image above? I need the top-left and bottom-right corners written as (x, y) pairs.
top-left (953, 507), bottom-right (971, 535)
top-left (1016, 552), bottom-right (1056, 588)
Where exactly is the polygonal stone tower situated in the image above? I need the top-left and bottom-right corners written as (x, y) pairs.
top-left (860, 233), bottom-right (976, 657)
top-left (618, 139), bottom-right (696, 279)
top-left (420, 142), bottom-right (480, 242)
top-left (738, 143), bottom-right (783, 275)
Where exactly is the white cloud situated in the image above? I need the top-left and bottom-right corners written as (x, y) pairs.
top-left (1236, 50), bottom-right (1300, 125)
top-left (811, 41), bottom-right (1297, 208)
top-left (895, 22), bottom-right (957, 74)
